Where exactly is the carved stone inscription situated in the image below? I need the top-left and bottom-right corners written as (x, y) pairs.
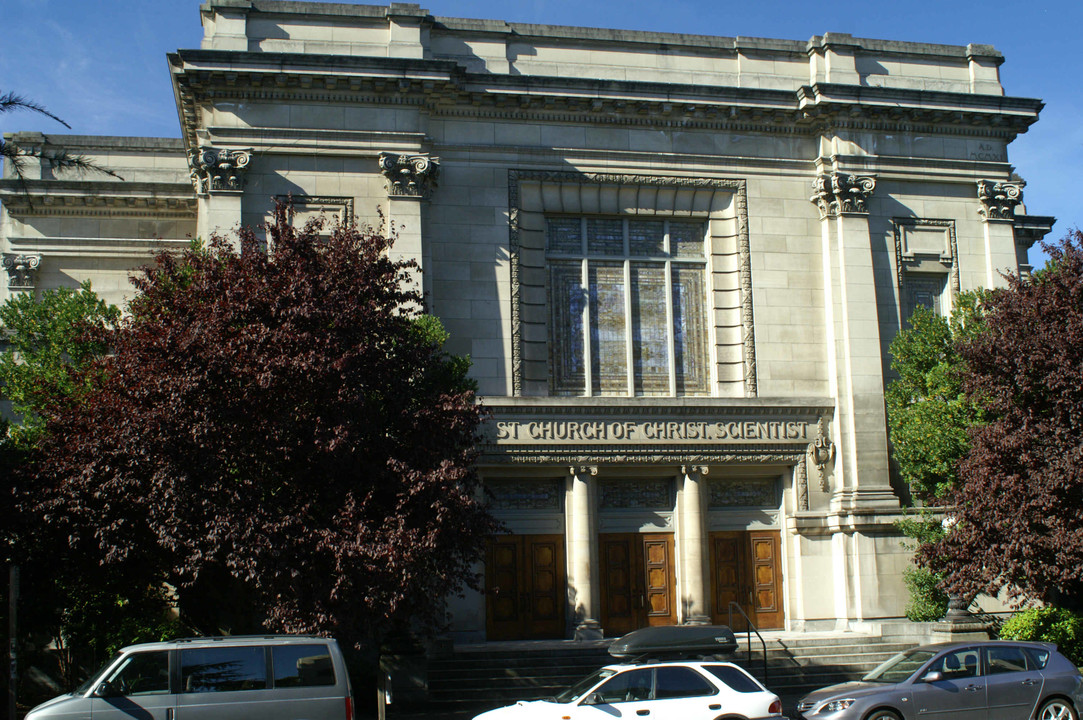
top-left (493, 419), bottom-right (811, 445)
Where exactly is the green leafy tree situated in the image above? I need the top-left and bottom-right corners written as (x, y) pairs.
top-left (885, 291), bottom-right (987, 620)
top-left (1000, 607), bottom-right (1083, 666)
top-left (25, 205), bottom-right (500, 651)
top-left (0, 281), bottom-right (119, 446)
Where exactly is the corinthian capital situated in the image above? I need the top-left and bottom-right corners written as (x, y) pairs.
top-left (811, 173), bottom-right (876, 219)
top-left (976, 180), bottom-right (1023, 222)
top-left (191, 147), bottom-right (252, 194)
top-left (378, 152), bottom-right (439, 198)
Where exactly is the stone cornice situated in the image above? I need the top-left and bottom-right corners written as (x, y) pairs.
top-left (0, 180), bottom-right (197, 218)
top-left (170, 51), bottom-right (1041, 150)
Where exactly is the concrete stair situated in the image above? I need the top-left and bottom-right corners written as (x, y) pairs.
top-left (394, 633), bottom-right (912, 719)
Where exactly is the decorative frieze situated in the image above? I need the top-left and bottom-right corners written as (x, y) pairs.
top-left (976, 179), bottom-right (1022, 222)
top-left (191, 147), bottom-right (252, 194)
top-left (708, 477), bottom-right (779, 508)
top-left (378, 152), bottom-right (439, 198)
top-left (811, 173), bottom-right (877, 219)
top-left (2, 254), bottom-right (42, 290)
top-left (486, 479), bottom-right (563, 511)
top-left (599, 478), bottom-right (673, 510)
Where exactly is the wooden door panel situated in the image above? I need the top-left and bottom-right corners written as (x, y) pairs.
top-left (486, 534), bottom-right (566, 640)
top-left (642, 534), bottom-right (676, 626)
top-left (601, 533), bottom-right (676, 636)
top-left (748, 531), bottom-right (783, 629)
top-left (710, 530), bottom-right (784, 630)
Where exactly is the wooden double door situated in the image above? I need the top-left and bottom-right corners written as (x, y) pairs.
top-left (485, 534), bottom-right (566, 640)
top-left (710, 530), bottom-right (784, 630)
top-left (600, 533), bottom-right (677, 637)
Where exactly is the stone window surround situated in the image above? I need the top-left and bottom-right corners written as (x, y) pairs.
top-left (508, 171), bottom-right (756, 399)
top-left (891, 217), bottom-right (960, 321)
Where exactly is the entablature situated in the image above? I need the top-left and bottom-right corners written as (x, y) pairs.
top-left (0, 180), bottom-right (197, 218)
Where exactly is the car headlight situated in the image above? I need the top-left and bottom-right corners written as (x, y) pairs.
top-left (820, 698), bottom-right (856, 713)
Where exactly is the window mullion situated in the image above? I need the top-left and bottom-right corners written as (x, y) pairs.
top-left (581, 218), bottom-right (591, 396)
top-left (664, 222), bottom-right (677, 395)
top-left (624, 218), bottom-right (634, 396)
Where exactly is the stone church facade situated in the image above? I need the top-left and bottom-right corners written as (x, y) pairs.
top-left (0, 1), bottom-right (1054, 642)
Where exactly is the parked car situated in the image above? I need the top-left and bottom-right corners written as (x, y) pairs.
top-left (795, 640), bottom-right (1083, 720)
top-left (473, 626), bottom-right (784, 720)
top-left (25, 635), bottom-right (354, 720)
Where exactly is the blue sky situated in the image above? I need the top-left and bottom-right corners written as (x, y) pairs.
top-left (4, 0), bottom-right (1080, 266)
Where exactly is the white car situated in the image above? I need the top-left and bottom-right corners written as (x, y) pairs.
top-left (473, 660), bottom-right (784, 720)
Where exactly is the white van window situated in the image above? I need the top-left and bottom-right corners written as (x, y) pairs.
top-left (181, 646), bottom-right (267, 692)
top-left (105, 651), bottom-right (170, 696)
top-left (273, 644), bottom-right (336, 687)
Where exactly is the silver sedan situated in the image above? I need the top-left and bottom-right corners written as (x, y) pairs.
top-left (795, 640), bottom-right (1083, 720)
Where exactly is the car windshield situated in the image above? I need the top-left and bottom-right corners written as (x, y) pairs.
top-left (862, 649), bottom-right (937, 683)
top-left (554, 668), bottom-right (617, 703)
top-left (74, 653), bottom-right (122, 695)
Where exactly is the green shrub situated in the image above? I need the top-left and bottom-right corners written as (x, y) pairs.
top-left (902, 566), bottom-right (949, 622)
top-left (1000, 606), bottom-right (1083, 666)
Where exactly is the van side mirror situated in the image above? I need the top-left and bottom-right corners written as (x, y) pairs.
top-left (921, 671), bottom-right (943, 683)
top-left (94, 681), bottom-right (119, 698)
top-left (583, 693), bottom-right (604, 706)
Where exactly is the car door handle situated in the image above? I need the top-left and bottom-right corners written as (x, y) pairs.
top-left (1021, 679), bottom-right (1037, 686)
top-left (709, 704), bottom-right (721, 711)
top-left (636, 711), bottom-right (650, 716)
top-left (965, 685), bottom-right (982, 692)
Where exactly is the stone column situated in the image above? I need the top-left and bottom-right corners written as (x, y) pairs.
top-left (2, 253), bottom-right (41, 300)
top-left (679, 466), bottom-right (710, 624)
top-left (567, 466), bottom-right (602, 639)
top-left (977, 180), bottom-right (1024, 287)
top-left (191, 147), bottom-right (251, 246)
top-left (811, 173), bottom-right (897, 510)
top-left (379, 152), bottom-right (438, 297)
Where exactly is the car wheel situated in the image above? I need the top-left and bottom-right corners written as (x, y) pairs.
top-left (864, 711), bottom-right (901, 720)
top-left (1037, 699), bottom-right (1078, 720)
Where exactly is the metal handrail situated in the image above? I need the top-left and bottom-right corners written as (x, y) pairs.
top-left (727, 602), bottom-right (767, 682)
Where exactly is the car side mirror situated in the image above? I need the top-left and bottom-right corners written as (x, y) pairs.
top-left (93, 681), bottom-right (119, 698)
top-left (583, 693), bottom-right (605, 706)
top-left (921, 671), bottom-right (943, 683)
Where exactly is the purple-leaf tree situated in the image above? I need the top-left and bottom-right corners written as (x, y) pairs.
top-left (923, 231), bottom-right (1083, 611)
top-left (31, 204), bottom-right (500, 647)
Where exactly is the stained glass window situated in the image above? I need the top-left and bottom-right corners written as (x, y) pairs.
top-left (547, 217), bottom-right (709, 396)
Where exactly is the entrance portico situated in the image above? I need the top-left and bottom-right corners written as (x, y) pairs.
top-left (468, 398), bottom-right (836, 641)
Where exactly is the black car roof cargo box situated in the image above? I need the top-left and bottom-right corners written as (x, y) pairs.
top-left (608, 625), bottom-right (738, 659)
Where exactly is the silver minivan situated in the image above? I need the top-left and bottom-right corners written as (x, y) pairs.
top-left (25, 635), bottom-right (354, 720)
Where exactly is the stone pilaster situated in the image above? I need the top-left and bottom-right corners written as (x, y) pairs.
top-left (379, 152), bottom-right (438, 296)
top-left (2, 253), bottom-right (41, 296)
top-left (811, 172), bottom-right (897, 510)
top-left (191, 147), bottom-right (251, 245)
top-left (567, 465), bottom-right (602, 640)
top-left (678, 466), bottom-right (710, 624)
top-left (977, 180), bottom-right (1024, 287)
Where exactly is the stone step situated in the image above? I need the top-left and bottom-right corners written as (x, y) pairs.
top-left (421, 635), bottom-right (909, 709)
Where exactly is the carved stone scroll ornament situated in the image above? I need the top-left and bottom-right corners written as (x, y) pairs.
top-left (378, 152), bottom-right (439, 198)
top-left (191, 148), bottom-right (252, 194)
top-left (2, 254), bottom-right (42, 290)
top-left (795, 456), bottom-right (810, 511)
top-left (811, 173), bottom-right (877, 219)
top-left (976, 180), bottom-right (1023, 221)
top-left (806, 415), bottom-right (836, 492)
